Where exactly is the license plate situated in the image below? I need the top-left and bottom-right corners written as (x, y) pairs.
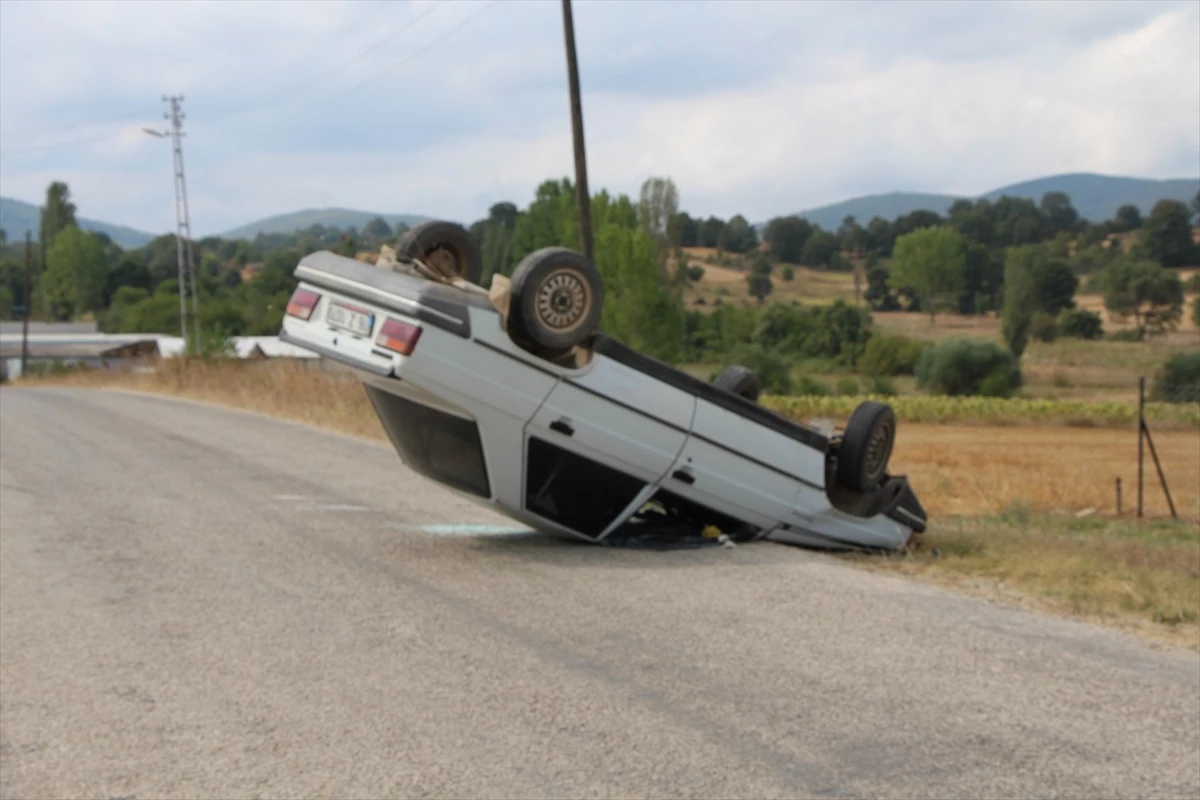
top-left (326, 301), bottom-right (374, 337)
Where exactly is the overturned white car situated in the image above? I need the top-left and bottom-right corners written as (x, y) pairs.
top-left (279, 221), bottom-right (927, 550)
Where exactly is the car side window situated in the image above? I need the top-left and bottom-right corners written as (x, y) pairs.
top-left (525, 436), bottom-right (645, 536)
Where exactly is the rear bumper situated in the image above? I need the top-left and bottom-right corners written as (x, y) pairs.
top-left (278, 331), bottom-right (393, 377)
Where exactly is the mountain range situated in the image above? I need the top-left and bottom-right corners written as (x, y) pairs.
top-left (787, 173), bottom-right (1200, 230)
top-left (2, 172), bottom-right (1197, 250)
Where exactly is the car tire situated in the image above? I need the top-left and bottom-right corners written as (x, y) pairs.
top-left (509, 247), bottom-right (604, 354)
top-left (836, 400), bottom-right (896, 493)
top-left (713, 364), bottom-right (760, 403)
top-left (397, 220), bottom-right (483, 285)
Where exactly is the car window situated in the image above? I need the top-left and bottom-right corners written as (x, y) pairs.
top-left (525, 436), bottom-right (645, 536)
top-left (366, 386), bottom-right (490, 499)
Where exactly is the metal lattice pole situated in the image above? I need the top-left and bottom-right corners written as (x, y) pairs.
top-left (147, 96), bottom-right (200, 345)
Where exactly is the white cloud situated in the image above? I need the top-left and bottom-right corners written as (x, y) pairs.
top-left (0, 0), bottom-right (1196, 236)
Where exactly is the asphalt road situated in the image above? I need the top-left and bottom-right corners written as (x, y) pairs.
top-left (2, 387), bottom-right (1197, 800)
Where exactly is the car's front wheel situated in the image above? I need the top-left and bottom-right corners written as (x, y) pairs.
top-left (509, 247), bottom-right (604, 356)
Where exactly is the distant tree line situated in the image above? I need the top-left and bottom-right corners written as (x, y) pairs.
top-left (2, 177), bottom-right (1196, 401)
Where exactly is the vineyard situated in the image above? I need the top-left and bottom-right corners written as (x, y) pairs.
top-left (763, 393), bottom-right (1200, 430)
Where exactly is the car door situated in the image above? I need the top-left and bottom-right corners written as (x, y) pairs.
top-left (521, 360), bottom-right (696, 539)
top-left (658, 397), bottom-right (824, 531)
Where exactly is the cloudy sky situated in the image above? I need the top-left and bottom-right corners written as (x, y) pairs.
top-left (1, 0), bottom-right (1197, 237)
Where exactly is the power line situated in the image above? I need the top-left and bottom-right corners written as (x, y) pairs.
top-left (318, 0), bottom-right (497, 104)
top-left (217, 0), bottom-right (496, 134)
top-left (206, 0), bottom-right (448, 126)
top-left (0, 126), bottom-right (140, 157)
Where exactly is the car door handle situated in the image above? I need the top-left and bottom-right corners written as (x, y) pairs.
top-left (671, 469), bottom-right (695, 485)
top-left (550, 419), bottom-right (574, 437)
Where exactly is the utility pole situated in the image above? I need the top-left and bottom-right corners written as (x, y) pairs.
top-left (560, 0), bottom-right (593, 264)
top-left (21, 231), bottom-right (31, 377)
top-left (144, 94), bottom-right (199, 344)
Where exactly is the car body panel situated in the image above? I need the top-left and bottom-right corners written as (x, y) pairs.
top-left (279, 250), bottom-right (927, 552)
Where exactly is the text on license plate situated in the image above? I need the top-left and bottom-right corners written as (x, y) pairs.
top-left (326, 302), bottom-right (374, 336)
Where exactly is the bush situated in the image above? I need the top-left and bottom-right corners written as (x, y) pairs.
top-left (1192, 296), bottom-right (1200, 328)
top-left (1152, 351), bottom-right (1200, 403)
top-left (722, 344), bottom-right (793, 395)
top-left (866, 375), bottom-right (898, 396)
top-left (857, 333), bottom-right (927, 376)
top-left (1107, 329), bottom-right (1143, 342)
top-left (1057, 308), bottom-right (1104, 340)
top-left (795, 374), bottom-right (831, 396)
top-left (1186, 273), bottom-right (1200, 293)
top-left (686, 265), bottom-right (705, 282)
top-left (915, 338), bottom-right (1023, 398)
top-left (781, 264), bottom-right (795, 282)
top-left (836, 377), bottom-right (860, 396)
top-left (1030, 311), bottom-right (1058, 343)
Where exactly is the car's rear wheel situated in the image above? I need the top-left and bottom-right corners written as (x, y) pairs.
top-left (509, 247), bottom-right (604, 355)
top-left (836, 400), bottom-right (896, 492)
top-left (397, 219), bottom-right (483, 285)
top-left (712, 364), bottom-right (760, 402)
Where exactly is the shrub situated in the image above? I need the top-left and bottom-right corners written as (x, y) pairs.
top-left (1057, 308), bottom-right (1104, 340)
top-left (1152, 351), bottom-right (1200, 403)
top-left (857, 333), bottom-right (927, 376)
top-left (1192, 296), bottom-right (1200, 328)
top-left (686, 265), bottom-right (705, 282)
top-left (795, 374), bottom-right (831, 396)
top-left (780, 264), bottom-right (795, 282)
top-left (836, 377), bottom-right (860, 396)
top-left (866, 375), bottom-right (898, 396)
top-left (1107, 329), bottom-right (1142, 342)
top-left (723, 344), bottom-right (793, 395)
top-left (1030, 311), bottom-right (1058, 343)
top-left (1186, 273), bottom-right (1200, 293)
top-left (915, 338), bottom-right (1023, 398)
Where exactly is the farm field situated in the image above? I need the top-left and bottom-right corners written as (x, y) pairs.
top-left (677, 247), bottom-right (1199, 404)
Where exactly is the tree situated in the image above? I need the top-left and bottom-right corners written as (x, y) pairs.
top-left (746, 252), bottom-right (773, 304)
top-left (957, 242), bottom-right (1003, 314)
top-left (669, 211), bottom-right (698, 247)
top-left (1140, 199), bottom-right (1198, 267)
top-left (864, 263), bottom-right (900, 311)
top-left (1033, 255), bottom-right (1078, 315)
top-left (697, 216), bottom-right (725, 248)
top-left (888, 226), bottom-right (967, 324)
top-left (39, 181), bottom-right (77, 249)
top-left (1040, 191), bottom-right (1079, 238)
top-left (800, 228), bottom-right (839, 268)
top-left (637, 176), bottom-right (679, 249)
top-left (763, 216), bottom-right (813, 263)
top-left (43, 226), bottom-right (108, 319)
top-left (1001, 245), bottom-right (1039, 359)
top-left (363, 217), bottom-right (393, 243)
top-left (1101, 258), bottom-right (1185, 339)
top-left (718, 214), bottom-right (758, 254)
top-left (1191, 190), bottom-right (1200, 223)
top-left (1113, 204), bottom-right (1143, 232)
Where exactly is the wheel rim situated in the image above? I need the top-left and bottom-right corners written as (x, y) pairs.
top-left (535, 268), bottom-right (590, 332)
top-left (863, 420), bottom-right (893, 479)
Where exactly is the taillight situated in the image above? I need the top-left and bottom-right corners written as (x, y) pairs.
top-left (376, 317), bottom-right (422, 355)
top-left (286, 287), bottom-right (321, 320)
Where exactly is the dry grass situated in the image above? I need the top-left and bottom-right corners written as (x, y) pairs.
top-left (889, 424), bottom-right (1200, 521)
top-left (849, 513), bottom-right (1200, 650)
top-left (679, 247), bottom-right (859, 310)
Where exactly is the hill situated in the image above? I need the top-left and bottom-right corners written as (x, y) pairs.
top-left (789, 173), bottom-right (1199, 230)
top-left (220, 208), bottom-right (430, 240)
top-left (0, 196), bottom-right (156, 248)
